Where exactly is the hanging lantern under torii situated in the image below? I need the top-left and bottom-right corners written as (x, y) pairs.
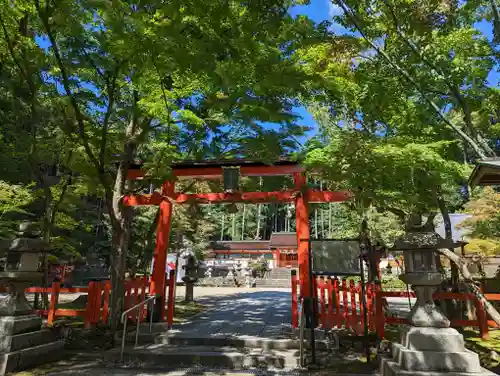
top-left (223, 166), bottom-right (240, 193)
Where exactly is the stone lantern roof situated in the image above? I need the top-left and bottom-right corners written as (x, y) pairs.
top-left (8, 222), bottom-right (47, 253)
top-left (391, 230), bottom-right (459, 251)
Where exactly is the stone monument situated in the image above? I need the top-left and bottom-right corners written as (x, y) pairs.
top-left (0, 222), bottom-right (64, 375)
top-left (380, 216), bottom-right (495, 375)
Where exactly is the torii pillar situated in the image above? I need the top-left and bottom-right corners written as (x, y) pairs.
top-left (150, 181), bottom-right (174, 320)
top-left (293, 172), bottom-right (310, 297)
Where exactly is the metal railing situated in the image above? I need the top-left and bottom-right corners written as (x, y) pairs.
top-left (120, 296), bottom-right (156, 362)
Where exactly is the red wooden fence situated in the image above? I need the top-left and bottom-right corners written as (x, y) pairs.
top-left (290, 272), bottom-right (500, 339)
top-left (291, 274), bottom-right (380, 335)
top-left (24, 273), bottom-right (177, 328)
top-left (375, 290), bottom-right (500, 340)
top-left (26, 280), bottom-right (111, 328)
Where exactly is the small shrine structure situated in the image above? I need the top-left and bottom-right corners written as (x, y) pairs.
top-left (123, 159), bottom-right (349, 317)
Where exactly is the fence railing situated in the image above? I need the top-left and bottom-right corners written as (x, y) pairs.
top-left (22, 272), bottom-right (177, 328)
top-left (290, 271), bottom-right (500, 339)
top-left (291, 273), bottom-right (380, 334)
top-left (375, 290), bottom-right (500, 339)
top-left (27, 280), bottom-right (111, 328)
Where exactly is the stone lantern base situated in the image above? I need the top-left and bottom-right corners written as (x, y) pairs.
top-left (0, 314), bottom-right (64, 375)
top-left (380, 326), bottom-right (496, 375)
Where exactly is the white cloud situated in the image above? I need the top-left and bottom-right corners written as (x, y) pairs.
top-left (328, 1), bottom-right (343, 18)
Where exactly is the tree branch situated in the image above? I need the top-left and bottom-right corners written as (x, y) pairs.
top-left (381, 0), bottom-right (496, 157)
top-left (99, 65), bottom-right (120, 171)
top-left (34, 0), bottom-right (109, 189)
top-left (333, 0), bottom-right (490, 159)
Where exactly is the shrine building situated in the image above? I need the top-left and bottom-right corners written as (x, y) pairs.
top-left (206, 232), bottom-right (298, 268)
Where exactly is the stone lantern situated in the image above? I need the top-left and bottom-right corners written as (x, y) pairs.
top-left (0, 222), bottom-right (64, 375)
top-left (391, 222), bottom-right (456, 328)
top-left (381, 216), bottom-right (495, 375)
top-left (179, 249), bottom-right (198, 302)
top-left (0, 222), bottom-right (47, 316)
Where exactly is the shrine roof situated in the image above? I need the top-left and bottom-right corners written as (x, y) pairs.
top-left (210, 240), bottom-right (270, 251)
top-left (269, 232), bottom-right (297, 248)
top-left (469, 158), bottom-right (500, 187)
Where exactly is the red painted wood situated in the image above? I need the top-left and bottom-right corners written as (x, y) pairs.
top-left (124, 189), bottom-right (351, 207)
top-left (485, 293), bottom-right (500, 300)
top-left (123, 192), bottom-right (164, 206)
top-left (84, 282), bottom-right (95, 329)
top-left (150, 186), bottom-right (174, 314)
top-left (291, 270), bottom-right (298, 328)
top-left (376, 290), bottom-right (385, 338)
top-left (48, 282), bottom-right (60, 325)
top-left (333, 278), bottom-right (341, 328)
top-left (487, 320), bottom-right (500, 328)
top-left (327, 277), bottom-right (334, 329)
top-left (294, 172), bottom-right (310, 297)
top-left (127, 164), bottom-right (305, 180)
top-left (307, 190), bottom-right (351, 203)
top-left (349, 280), bottom-right (357, 331)
top-left (341, 279), bottom-right (348, 328)
top-left (94, 282), bottom-right (103, 324)
top-left (319, 277), bottom-right (327, 328)
top-left (172, 191), bottom-right (296, 203)
top-left (102, 280), bottom-right (111, 324)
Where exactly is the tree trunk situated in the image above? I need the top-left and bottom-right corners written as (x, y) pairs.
top-left (109, 215), bottom-right (131, 336)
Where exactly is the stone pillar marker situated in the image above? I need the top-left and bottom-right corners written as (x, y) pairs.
top-left (0, 222), bottom-right (64, 375)
top-left (380, 216), bottom-right (496, 376)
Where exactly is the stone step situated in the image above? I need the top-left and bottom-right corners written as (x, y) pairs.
top-left (115, 323), bottom-right (169, 344)
top-left (380, 356), bottom-right (497, 376)
top-left (155, 334), bottom-right (329, 351)
top-left (0, 329), bottom-right (58, 353)
top-left (0, 340), bottom-right (65, 375)
top-left (105, 344), bottom-right (301, 369)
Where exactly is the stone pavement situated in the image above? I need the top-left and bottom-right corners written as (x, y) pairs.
top-left (169, 289), bottom-right (292, 339)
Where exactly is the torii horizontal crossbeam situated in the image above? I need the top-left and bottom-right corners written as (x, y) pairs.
top-left (123, 189), bottom-right (350, 206)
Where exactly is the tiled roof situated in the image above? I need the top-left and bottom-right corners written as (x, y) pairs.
top-left (269, 232), bottom-right (297, 248)
top-left (210, 240), bottom-right (270, 251)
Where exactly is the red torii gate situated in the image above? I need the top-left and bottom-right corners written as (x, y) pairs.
top-left (123, 160), bottom-right (349, 320)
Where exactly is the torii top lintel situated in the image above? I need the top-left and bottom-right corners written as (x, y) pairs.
top-left (127, 159), bottom-right (304, 180)
top-left (123, 159), bottom-right (350, 205)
